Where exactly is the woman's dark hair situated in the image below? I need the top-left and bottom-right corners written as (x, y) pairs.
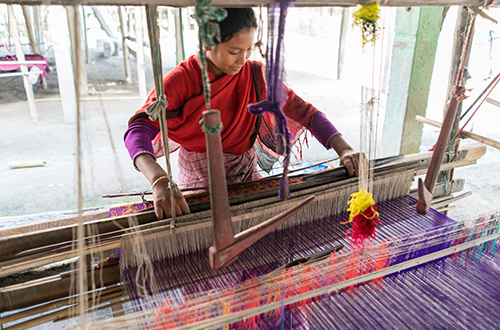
top-left (216, 8), bottom-right (257, 44)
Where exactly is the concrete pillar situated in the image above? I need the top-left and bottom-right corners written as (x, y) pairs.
top-left (382, 7), bottom-right (445, 156)
top-left (49, 6), bottom-right (77, 123)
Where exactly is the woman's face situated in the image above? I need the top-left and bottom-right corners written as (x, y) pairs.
top-left (206, 28), bottom-right (256, 78)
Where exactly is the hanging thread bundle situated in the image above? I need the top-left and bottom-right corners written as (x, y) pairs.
top-left (249, 0), bottom-right (295, 200)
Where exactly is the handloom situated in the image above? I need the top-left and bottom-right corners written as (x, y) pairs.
top-left (1, 1), bottom-right (499, 329)
top-left (92, 196), bottom-right (500, 329)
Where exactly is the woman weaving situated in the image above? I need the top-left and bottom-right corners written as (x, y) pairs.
top-left (124, 8), bottom-right (366, 220)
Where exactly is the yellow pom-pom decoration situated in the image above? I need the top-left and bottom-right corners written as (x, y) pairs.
top-left (342, 188), bottom-right (381, 248)
top-left (352, 2), bottom-right (381, 48)
top-left (343, 188), bottom-right (376, 224)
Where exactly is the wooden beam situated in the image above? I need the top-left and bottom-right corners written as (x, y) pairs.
top-left (416, 115), bottom-right (500, 150)
top-left (0, 264), bottom-right (121, 313)
top-left (486, 97), bottom-right (500, 107)
top-left (0, 1), bottom-right (499, 8)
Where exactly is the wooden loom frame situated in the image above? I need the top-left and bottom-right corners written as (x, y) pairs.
top-left (0, 0), bottom-right (498, 328)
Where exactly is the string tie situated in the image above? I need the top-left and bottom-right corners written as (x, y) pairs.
top-left (194, 0), bottom-right (227, 47)
top-left (144, 95), bottom-right (168, 121)
top-left (200, 119), bottom-right (223, 135)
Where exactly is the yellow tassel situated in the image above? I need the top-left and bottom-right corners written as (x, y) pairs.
top-left (341, 188), bottom-right (376, 224)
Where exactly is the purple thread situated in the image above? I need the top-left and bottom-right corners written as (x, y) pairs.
top-left (248, 0), bottom-right (295, 199)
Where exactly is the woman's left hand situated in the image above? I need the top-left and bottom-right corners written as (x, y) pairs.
top-left (340, 150), bottom-right (367, 177)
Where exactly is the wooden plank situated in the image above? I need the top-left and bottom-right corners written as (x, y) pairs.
top-left (0, 241), bottom-right (120, 278)
top-left (0, 264), bottom-right (121, 313)
top-left (0, 1), bottom-right (499, 8)
top-left (409, 178), bottom-right (465, 198)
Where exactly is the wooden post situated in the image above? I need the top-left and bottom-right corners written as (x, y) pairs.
top-left (135, 6), bottom-right (147, 103)
top-left (446, 8), bottom-right (472, 126)
top-left (442, 9), bottom-right (475, 197)
top-left (92, 6), bottom-right (116, 39)
top-left (21, 6), bottom-right (36, 53)
top-left (381, 7), bottom-right (444, 156)
top-left (66, 5), bottom-right (88, 96)
top-left (81, 6), bottom-right (91, 65)
top-left (33, 6), bottom-right (42, 45)
top-left (118, 6), bottom-right (132, 83)
top-left (8, 5), bottom-right (39, 122)
top-left (174, 7), bottom-right (185, 64)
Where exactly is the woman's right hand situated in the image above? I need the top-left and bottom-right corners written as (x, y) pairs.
top-left (134, 153), bottom-right (190, 220)
top-left (151, 179), bottom-right (191, 220)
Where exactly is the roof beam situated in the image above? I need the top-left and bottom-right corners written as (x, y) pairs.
top-left (0, 1), bottom-right (498, 8)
